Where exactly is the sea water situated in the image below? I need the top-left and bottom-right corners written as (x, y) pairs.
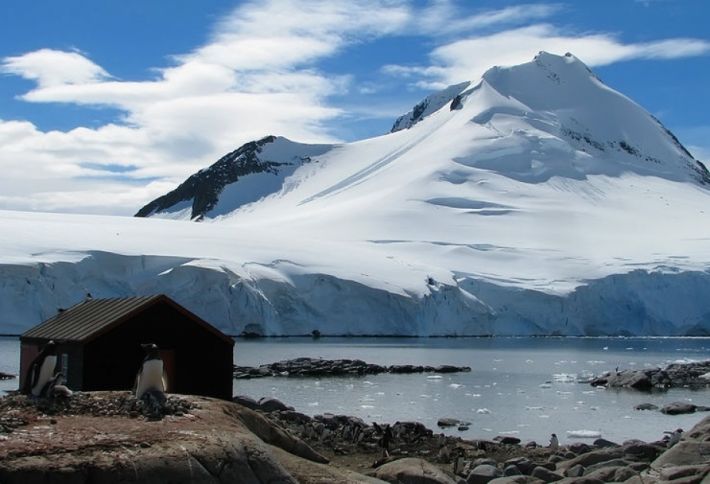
top-left (2, 336), bottom-right (708, 444)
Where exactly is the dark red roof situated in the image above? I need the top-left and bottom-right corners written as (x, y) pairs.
top-left (22, 295), bottom-right (233, 345)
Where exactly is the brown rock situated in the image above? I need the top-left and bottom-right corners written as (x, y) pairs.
top-left (374, 457), bottom-right (459, 484)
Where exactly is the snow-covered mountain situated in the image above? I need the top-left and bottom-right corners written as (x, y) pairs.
top-left (2, 52), bottom-right (710, 336)
top-left (136, 136), bottom-right (332, 220)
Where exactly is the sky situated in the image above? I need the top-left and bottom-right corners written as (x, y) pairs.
top-left (0, 0), bottom-right (708, 215)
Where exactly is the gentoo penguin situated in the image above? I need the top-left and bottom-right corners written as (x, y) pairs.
top-left (549, 433), bottom-right (559, 450)
top-left (44, 372), bottom-right (73, 398)
top-left (664, 428), bottom-right (683, 447)
top-left (23, 340), bottom-right (58, 397)
top-left (135, 343), bottom-right (167, 399)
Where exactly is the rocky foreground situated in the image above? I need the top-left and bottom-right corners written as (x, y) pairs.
top-left (1, 392), bottom-right (708, 483)
top-left (234, 357), bottom-right (471, 379)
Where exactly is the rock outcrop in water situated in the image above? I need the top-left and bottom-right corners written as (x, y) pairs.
top-left (234, 357), bottom-right (471, 379)
top-left (590, 360), bottom-right (710, 391)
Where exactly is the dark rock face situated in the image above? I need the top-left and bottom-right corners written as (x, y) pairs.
top-left (135, 136), bottom-right (314, 220)
top-left (234, 357), bottom-right (471, 379)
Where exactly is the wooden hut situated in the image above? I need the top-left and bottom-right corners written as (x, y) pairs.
top-left (20, 295), bottom-right (234, 400)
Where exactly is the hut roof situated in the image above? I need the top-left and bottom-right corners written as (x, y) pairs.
top-left (22, 295), bottom-right (233, 345)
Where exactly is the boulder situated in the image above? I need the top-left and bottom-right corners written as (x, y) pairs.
top-left (584, 465), bottom-right (637, 482)
top-left (488, 477), bottom-right (543, 484)
top-left (652, 416), bottom-right (710, 468)
top-left (504, 466), bottom-right (522, 476)
top-left (567, 443), bottom-right (591, 455)
top-left (557, 448), bottom-right (623, 470)
top-left (634, 403), bottom-right (659, 411)
top-left (661, 402), bottom-right (697, 415)
top-left (583, 459), bottom-right (632, 474)
top-left (658, 464), bottom-right (709, 482)
top-left (530, 466), bottom-right (563, 482)
top-left (504, 458), bottom-right (534, 475)
top-left (563, 465), bottom-right (584, 478)
top-left (622, 441), bottom-right (662, 461)
top-left (494, 436), bottom-right (521, 445)
top-left (555, 478), bottom-right (604, 484)
top-left (232, 394), bottom-right (259, 410)
top-left (467, 464), bottom-right (503, 484)
top-left (438, 418), bottom-right (461, 428)
top-left (374, 457), bottom-right (458, 484)
top-left (592, 438), bottom-right (619, 448)
top-left (258, 397), bottom-right (294, 413)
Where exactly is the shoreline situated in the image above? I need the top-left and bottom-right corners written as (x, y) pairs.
top-left (1, 391), bottom-right (708, 483)
top-left (3, 334), bottom-right (710, 339)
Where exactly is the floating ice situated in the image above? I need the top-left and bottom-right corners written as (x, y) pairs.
top-left (307, 402), bottom-right (319, 407)
top-left (539, 383), bottom-right (552, 388)
top-left (567, 430), bottom-right (601, 438)
top-left (449, 383), bottom-right (463, 389)
top-left (553, 373), bottom-right (577, 383)
top-left (477, 408), bottom-right (491, 414)
top-left (427, 375), bottom-right (443, 380)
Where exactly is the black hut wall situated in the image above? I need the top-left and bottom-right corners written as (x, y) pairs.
top-left (82, 303), bottom-right (233, 399)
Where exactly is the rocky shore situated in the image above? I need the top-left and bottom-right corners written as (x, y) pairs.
top-left (250, 395), bottom-right (710, 483)
top-left (0, 371), bottom-right (15, 380)
top-left (590, 360), bottom-right (710, 391)
top-left (234, 357), bottom-right (471, 379)
top-left (1, 391), bottom-right (708, 483)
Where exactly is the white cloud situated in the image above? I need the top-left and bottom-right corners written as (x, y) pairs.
top-left (0, 0), bottom-right (414, 214)
top-left (416, 2), bottom-right (562, 36)
top-left (1, 49), bottom-right (110, 88)
top-left (385, 24), bottom-right (710, 89)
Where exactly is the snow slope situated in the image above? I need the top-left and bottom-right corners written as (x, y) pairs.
top-left (2, 52), bottom-right (710, 336)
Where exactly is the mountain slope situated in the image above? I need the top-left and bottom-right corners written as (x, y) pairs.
top-left (135, 136), bottom-right (332, 220)
top-left (2, 52), bottom-right (709, 336)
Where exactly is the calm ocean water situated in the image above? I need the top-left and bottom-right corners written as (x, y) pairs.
top-left (2, 336), bottom-right (708, 443)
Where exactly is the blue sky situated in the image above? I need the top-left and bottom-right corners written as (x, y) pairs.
top-left (0, 0), bottom-right (708, 214)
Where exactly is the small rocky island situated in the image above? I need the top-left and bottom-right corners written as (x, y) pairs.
top-left (590, 360), bottom-right (710, 391)
top-left (234, 357), bottom-right (471, 379)
top-left (1, 391), bottom-right (708, 483)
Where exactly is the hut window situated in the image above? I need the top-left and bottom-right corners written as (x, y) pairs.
top-left (61, 353), bottom-right (69, 377)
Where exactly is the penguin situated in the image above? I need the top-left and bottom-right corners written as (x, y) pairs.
top-left (44, 372), bottom-right (73, 399)
top-left (135, 343), bottom-right (167, 399)
top-left (664, 428), bottom-right (683, 447)
top-left (23, 340), bottom-right (58, 397)
top-left (549, 433), bottom-right (559, 450)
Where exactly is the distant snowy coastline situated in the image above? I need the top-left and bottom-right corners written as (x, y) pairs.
top-left (2, 52), bottom-right (709, 337)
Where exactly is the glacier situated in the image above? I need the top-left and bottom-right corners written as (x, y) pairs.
top-left (2, 52), bottom-right (710, 336)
